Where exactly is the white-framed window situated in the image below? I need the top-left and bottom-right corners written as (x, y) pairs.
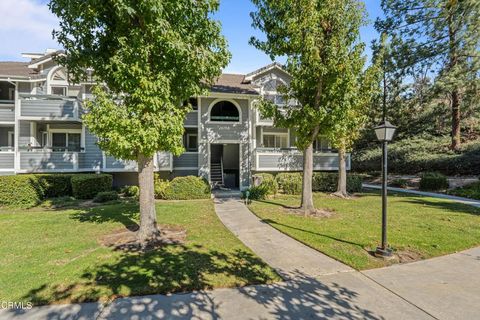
top-left (185, 133), bottom-right (198, 152)
top-left (314, 137), bottom-right (331, 152)
top-left (51, 132), bottom-right (81, 151)
top-left (263, 134), bottom-right (288, 149)
top-left (51, 86), bottom-right (67, 96)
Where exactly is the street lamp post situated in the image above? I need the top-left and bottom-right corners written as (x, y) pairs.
top-left (374, 120), bottom-right (396, 257)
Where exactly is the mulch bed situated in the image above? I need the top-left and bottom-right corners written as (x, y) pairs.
top-left (99, 224), bottom-right (186, 252)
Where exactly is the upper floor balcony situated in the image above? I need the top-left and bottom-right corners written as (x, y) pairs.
top-left (19, 94), bottom-right (82, 121)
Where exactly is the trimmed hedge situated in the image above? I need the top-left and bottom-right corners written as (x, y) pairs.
top-left (71, 174), bottom-right (113, 199)
top-left (0, 175), bottom-right (45, 208)
top-left (274, 172), bottom-right (364, 195)
top-left (419, 172), bottom-right (449, 191)
top-left (155, 176), bottom-right (211, 200)
top-left (252, 173), bottom-right (278, 195)
top-left (93, 191), bottom-right (119, 203)
top-left (275, 173), bottom-right (302, 195)
top-left (38, 174), bottom-right (73, 198)
top-left (312, 172), bottom-right (363, 193)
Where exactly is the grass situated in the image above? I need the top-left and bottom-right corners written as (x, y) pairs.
top-left (448, 181), bottom-right (480, 200)
top-left (0, 199), bottom-right (279, 305)
top-left (248, 192), bottom-right (480, 270)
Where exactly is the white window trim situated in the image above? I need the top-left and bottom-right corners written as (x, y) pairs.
top-left (186, 133), bottom-right (198, 152)
top-left (50, 85), bottom-right (68, 96)
top-left (207, 98), bottom-right (242, 124)
top-left (48, 128), bottom-right (84, 151)
top-left (260, 130), bottom-right (290, 149)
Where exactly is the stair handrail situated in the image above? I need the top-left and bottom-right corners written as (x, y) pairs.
top-left (220, 156), bottom-right (224, 186)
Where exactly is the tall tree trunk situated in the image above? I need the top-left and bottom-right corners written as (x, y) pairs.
top-left (301, 142), bottom-right (315, 214)
top-left (448, 11), bottom-right (461, 150)
top-left (334, 147), bottom-right (348, 198)
top-left (137, 153), bottom-right (160, 243)
top-left (451, 90), bottom-right (461, 150)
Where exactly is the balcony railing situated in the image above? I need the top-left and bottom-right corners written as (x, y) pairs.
top-left (255, 148), bottom-right (348, 171)
top-left (19, 94), bottom-right (81, 121)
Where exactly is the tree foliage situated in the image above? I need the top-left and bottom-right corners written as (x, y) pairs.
top-left (49, 0), bottom-right (231, 160)
top-left (376, 0), bottom-right (480, 149)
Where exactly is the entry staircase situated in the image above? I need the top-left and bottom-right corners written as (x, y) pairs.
top-left (211, 157), bottom-right (224, 189)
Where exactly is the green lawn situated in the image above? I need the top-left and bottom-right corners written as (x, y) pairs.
top-left (0, 199), bottom-right (279, 305)
top-left (248, 192), bottom-right (480, 270)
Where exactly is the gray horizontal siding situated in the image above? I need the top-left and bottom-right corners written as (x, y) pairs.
top-left (105, 156), bottom-right (137, 171)
top-left (257, 152), bottom-right (349, 171)
top-left (0, 153), bottom-right (14, 169)
top-left (20, 152), bottom-right (75, 171)
top-left (0, 105), bottom-right (14, 122)
top-left (184, 111), bottom-right (198, 127)
top-left (79, 128), bottom-right (102, 170)
top-left (20, 99), bottom-right (79, 119)
top-left (157, 152), bottom-right (171, 170)
top-left (173, 153), bottom-right (198, 168)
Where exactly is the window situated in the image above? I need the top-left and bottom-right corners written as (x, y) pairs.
top-left (315, 137), bottom-right (331, 152)
top-left (51, 132), bottom-right (81, 151)
top-left (210, 101), bottom-right (240, 122)
top-left (51, 86), bottom-right (67, 96)
top-left (183, 98), bottom-right (198, 111)
top-left (185, 134), bottom-right (198, 152)
top-left (263, 134), bottom-right (288, 149)
top-left (264, 79), bottom-right (279, 92)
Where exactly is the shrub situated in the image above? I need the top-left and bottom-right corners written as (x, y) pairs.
top-left (154, 179), bottom-right (170, 200)
top-left (275, 173), bottom-right (302, 194)
top-left (71, 174), bottom-right (113, 199)
top-left (252, 173), bottom-right (278, 195)
top-left (312, 172), bottom-right (363, 193)
top-left (122, 185), bottom-right (139, 198)
top-left (0, 175), bottom-right (44, 208)
top-left (390, 178), bottom-right (409, 188)
top-left (352, 136), bottom-right (480, 176)
top-left (161, 176), bottom-right (210, 200)
top-left (448, 181), bottom-right (480, 200)
top-left (93, 191), bottom-right (119, 203)
top-left (242, 184), bottom-right (270, 201)
top-left (419, 172), bottom-right (449, 191)
top-left (38, 174), bottom-right (73, 198)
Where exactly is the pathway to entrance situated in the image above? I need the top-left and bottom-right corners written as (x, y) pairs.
top-left (4, 195), bottom-right (479, 319)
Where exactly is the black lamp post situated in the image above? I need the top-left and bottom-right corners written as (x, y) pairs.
top-left (374, 120), bottom-right (396, 257)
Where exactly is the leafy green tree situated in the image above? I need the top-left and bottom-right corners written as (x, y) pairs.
top-left (376, 0), bottom-right (480, 150)
top-left (250, 0), bottom-right (370, 212)
top-left (49, 0), bottom-right (230, 243)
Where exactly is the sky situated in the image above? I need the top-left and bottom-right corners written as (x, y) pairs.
top-left (0, 0), bottom-right (383, 74)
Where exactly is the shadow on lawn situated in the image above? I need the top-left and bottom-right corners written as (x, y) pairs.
top-left (399, 197), bottom-right (480, 216)
top-left (18, 244), bottom-right (275, 308)
top-left (261, 218), bottom-right (368, 252)
top-left (69, 202), bottom-right (140, 229)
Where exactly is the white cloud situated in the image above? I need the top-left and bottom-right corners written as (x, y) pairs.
top-left (0, 0), bottom-right (60, 61)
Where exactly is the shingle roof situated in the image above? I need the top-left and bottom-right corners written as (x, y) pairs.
top-left (0, 62), bottom-right (37, 78)
top-left (211, 73), bottom-right (258, 95)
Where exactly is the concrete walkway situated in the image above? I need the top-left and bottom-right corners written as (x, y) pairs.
top-left (3, 196), bottom-right (480, 319)
top-left (363, 183), bottom-right (480, 208)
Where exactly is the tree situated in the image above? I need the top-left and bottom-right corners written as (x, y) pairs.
top-left (49, 0), bottom-right (230, 243)
top-left (250, 0), bottom-right (369, 213)
top-left (326, 60), bottom-right (381, 197)
top-left (376, 0), bottom-right (480, 150)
